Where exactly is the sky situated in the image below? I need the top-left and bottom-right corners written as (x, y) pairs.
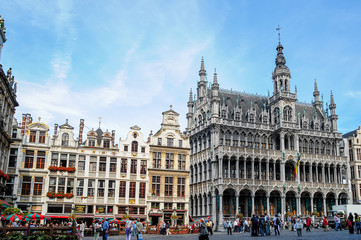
top-left (1, 0), bottom-right (361, 141)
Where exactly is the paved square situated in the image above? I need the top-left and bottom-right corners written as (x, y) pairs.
top-left (85, 229), bottom-right (360, 239)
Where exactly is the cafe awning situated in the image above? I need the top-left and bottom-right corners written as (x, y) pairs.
top-left (48, 216), bottom-right (69, 219)
top-left (0, 199), bottom-right (12, 208)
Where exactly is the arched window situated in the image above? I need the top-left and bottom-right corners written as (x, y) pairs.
top-left (314, 123), bottom-right (319, 131)
top-left (221, 110), bottom-right (226, 119)
top-left (274, 107), bottom-right (280, 124)
top-left (303, 121), bottom-right (308, 129)
top-left (61, 133), bottom-right (69, 146)
top-left (283, 106), bottom-right (292, 121)
top-left (262, 115), bottom-right (268, 124)
top-left (131, 141), bottom-right (138, 152)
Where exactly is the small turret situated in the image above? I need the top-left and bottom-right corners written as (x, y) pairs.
top-left (197, 57), bottom-right (207, 100)
top-left (186, 89), bottom-right (194, 131)
top-left (329, 91), bottom-right (338, 132)
top-left (211, 69), bottom-right (220, 117)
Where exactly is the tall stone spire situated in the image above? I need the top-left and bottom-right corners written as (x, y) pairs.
top-left (187, 88), bottom-right (194, 131)
top-left (212, 68), bottom-right (219, 89)
top-left (188, 88), bottom-right (193, 103)
top-left (313, 79), bottom-right (321, 107)
top-left (197, 57), bottom-right (207, 100)
top-left (272, 38), bottom-right (291, 95)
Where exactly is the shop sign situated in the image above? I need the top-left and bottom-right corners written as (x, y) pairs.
top-left (75, 205), bottom-right (85, 213)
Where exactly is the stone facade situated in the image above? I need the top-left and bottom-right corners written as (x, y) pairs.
top-left (147, 106), bottom-right (190, 226)
top-left (6, 116), bottom-right (149, 223)
top-left (0, 16), bottom-right (19, 199)
top-left (341, 126), bottom-right (361, 204)
top-left (187, 41), bottom-right (349, 230)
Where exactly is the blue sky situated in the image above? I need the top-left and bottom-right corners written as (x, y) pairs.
top-left (1, 0), bottom-right (361, 139)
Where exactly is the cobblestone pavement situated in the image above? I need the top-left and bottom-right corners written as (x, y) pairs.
top-left (84, 229), bottom-right (361, 239)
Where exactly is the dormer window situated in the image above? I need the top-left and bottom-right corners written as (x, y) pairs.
top-left (61, 133), bottom-right (69, 146)
top-left (235, 112), bottom-right (241, 121)
top-left (157, 138), bottom-right (162, 145)
top-left (30, 131), bottom-right (36, 143)
top-left (39, 131), bottom-right (46, 143)
top-left (88, 139), bottom-right (95, 147)
top-left (249, 114), bottom-right (255, 123)
top-left (131, 141), bottom-right (138, 152)
top-left (167, 138), bottom-right (174, 147)
top-left (103, 139), bottom-right (110, 148)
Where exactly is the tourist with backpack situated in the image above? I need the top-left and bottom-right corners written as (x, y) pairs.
top-left (274, 216), bottom-right (280, 235)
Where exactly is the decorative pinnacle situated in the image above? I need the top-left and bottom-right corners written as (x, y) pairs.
top-left (213, 69), bottom-right (218, 84)
top-left (199, 57), bottom-right (206, 77)
top-left (314, 79), bottom-right (318, 92)
top-left (189, 88), bottom-right (193, 102)
top-left (330, 91), bottom-right (335, 106)
top-left (276, 24), bottom-right (281, 43)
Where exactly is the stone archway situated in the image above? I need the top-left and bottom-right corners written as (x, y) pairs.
top-left (301, 191), bottom-right (311, 216)
top-left (223, 188), bottom-right (236, 218)
top-left (326, 192), bottom-right (336, 212)
top-left (239, 189), bottom-right (252, 217)
top-left (254, 189), bottom-right (267, 215)
top-left (286, 191), bottom-right (297, 216)
top-left (338, 192), bottom-right (348, 205)
top-left (313, 192), bottom-right (323, 213)
top-left (269, 190), bottom-right (281, 216)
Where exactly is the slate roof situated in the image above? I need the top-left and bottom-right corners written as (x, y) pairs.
top-left (343, 129), bottom-right (357, 139)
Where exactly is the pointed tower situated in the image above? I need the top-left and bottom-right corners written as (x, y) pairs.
top-left (197, 57), bottom-right (207, 101)
top-left (186, 89), bottom-right (194, 131)
top-left (272, 42), bottom-right (292, 94)
top-left (313, 80), bottom-right (321, 108)
top-left (211, 69), bottom-right (220, 117)
top-left (329, 91), bottom-right (338, 132)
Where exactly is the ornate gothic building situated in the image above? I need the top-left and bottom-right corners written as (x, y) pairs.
top-left (187, 41), bottom-right (349, 229)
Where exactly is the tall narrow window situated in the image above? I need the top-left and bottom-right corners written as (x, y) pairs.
top-left (177, 177), bottom-right (185, 197)
top-left (48, 177), bottom-right (56, 192)
top-left (33, 177), bottom-right (43, 195)
top-left (121, 159), bottom-right (127, 173)
top-left (25, 150), bottom-right (34, 168)
top-left (36, 151), bottom-right (45, 169)
top-left (166, 153), bottom-right (174, 169)
top-left (110, 158), bottom-right (117, 172)
top-left (119, 182), bottom-right (126, 198)
top-left (179, 140), bottom-right (183, 148)
top-left (153, 152), bottom-right (161, 168)
top-left (130, 159), bottom-right (137, 174)
top-left (165, 177), bottom-right (173, 196)
top-left (152, 176), bottom-right (160, 196)
top-left (139, 182), bottom-right (146, 199)
top-left (51, 153), bottom-right (58, 166)
top-left (29, 131), bottom-right (36, 143)
top-left (97, 180), bottom-right (105, 197)
top-left (9, 148), bottom-right (18, 168)
top-left (21, 176), bottom-right (32, 195)
top-left (78, 155), bottom-right (85, 170)
top-left (103, 139), bottom-right (110, 148)
top-left (99, 157), bottom-right (106, 172)
top-left (87, 179), bottom-right (95, 197)
top-left (178, 154), bottom-right (186, 170)
top-left (62, 133), bottom-right (69, 146)
top-left (66, 178), bottom-right (74, 193)
top-left (108, 180), bottom-right (115, 197)
top-left (58, 178), bottom-right (65, 193)
top-left (129, 182), bottom-right (136, 198)
top-left (140, 160), bottom-right (147, 174)
top-left (131, 141), bottom-right (138, 152)
top-left (89, 156), bottom-right (97, 171)
top-left (39, 131), bottom-right (46, 143)
top-left (76, 179), bottom-right (84, 196)
top-left (88, 139), bottom-right (95, 147)
top-left (157, 138), bottom-right (162, 145)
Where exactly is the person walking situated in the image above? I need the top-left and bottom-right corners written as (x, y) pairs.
top-left (348, 212), bottom-right (354, 234)
top-left (125, 220), bottom-right (133, 240)
top-left (295, 216), bottom-right (303, 237)
top-left (355, 213), bottom-right (361, 234)
top-left (79, 220), bottom-right (85, 239)
top-left (233, 218), bottom-right (238, 232)
top-left (226, 219), bottom-right (232, 235)
top-left (306, 216), bottom-right (312, 232)
top-left (199, 219), bottom-right (209, 240)
top-left (265, 214), bottom-right (270, 236)
top-left (274, 216), bottom-right (280, 236)
top-left (94, 220), bottom-right (102, 240)
top-left (206, 219), bottom-right (213, 235)
top-left (102, 219), bottom-right (109, 240)
top-left (135, 218), bottom-right (144, 240)
top-left (323, 216), bottom-right (329, 232)
top-left (166, 221), bottom-right (171, 235)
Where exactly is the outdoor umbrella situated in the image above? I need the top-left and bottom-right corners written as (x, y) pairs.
top-left (109, 219), bottom-right (120, 224)
top-left (4, 214), bottom-right (23, 222)
top-left (25, 213), bottom-right (50, 221)
top-left (142, 220), bottom-right (150, 225)
top-left (194, 219), bottom-right (202, 224)
top-left (120, 219), bottom-right (127, 224)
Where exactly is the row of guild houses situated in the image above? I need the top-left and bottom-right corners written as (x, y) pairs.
top-left (187, 40), bottom-right (351, 230)
top-left (3, 107), bottom-right (191, 226)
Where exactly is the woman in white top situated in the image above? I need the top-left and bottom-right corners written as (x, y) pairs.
top-left (125, 220), bottom-right (133, 240)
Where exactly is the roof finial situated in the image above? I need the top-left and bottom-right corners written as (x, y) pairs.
top-left (199, 56), bottom-right (206, 77)
top-left (276, 25), bottom-right (281, 43)
top-left (170, 105), bottom-right (173, 110)
top-left (98, 117), bottom-right (101, 128)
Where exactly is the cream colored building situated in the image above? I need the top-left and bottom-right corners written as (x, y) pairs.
top-left (341, 126), bottom-right (361, 204)
top-left (147, 106), bottom-right (190, 225)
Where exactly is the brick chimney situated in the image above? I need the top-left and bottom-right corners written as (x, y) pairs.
top-left (53, 124), bottom-right (58, 138)
top-left (21, 114), bottom-right (26, 136)
top-left (78, 119), bottom-right (84, 145)
top-left (111, 130), bottom-right (115, 147)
